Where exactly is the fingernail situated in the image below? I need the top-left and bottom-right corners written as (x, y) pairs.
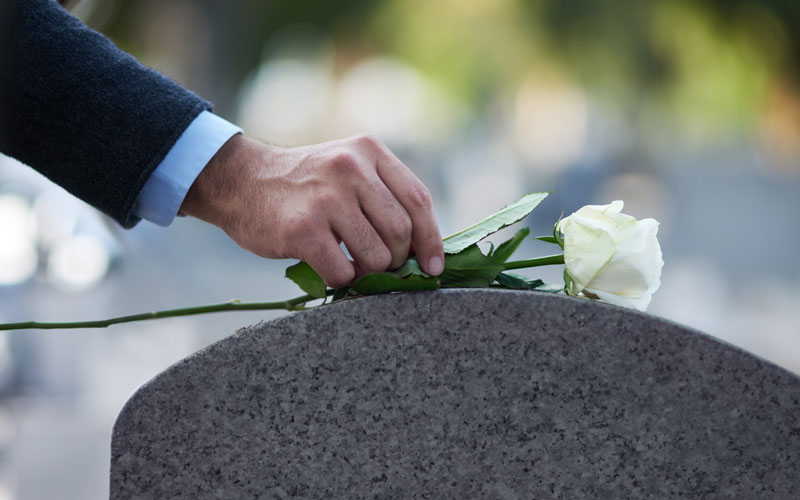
top-left (428, 256), bottom-right (444, 276)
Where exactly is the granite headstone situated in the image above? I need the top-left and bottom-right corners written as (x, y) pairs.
top-left (110, 289), bottom-right (800, 499)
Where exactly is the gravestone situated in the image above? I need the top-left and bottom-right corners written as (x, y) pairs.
top-left (110, 289), bottom-right (800, 499)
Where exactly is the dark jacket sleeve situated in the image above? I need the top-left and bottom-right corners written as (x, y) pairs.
top-left (0, 0), bottom-right (212, 228)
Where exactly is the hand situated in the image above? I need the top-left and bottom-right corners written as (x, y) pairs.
top-left (180, 133), bottom-right (444, 288)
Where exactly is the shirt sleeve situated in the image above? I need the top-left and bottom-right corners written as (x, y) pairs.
top-left (132, 111), bottom-right (242, 227)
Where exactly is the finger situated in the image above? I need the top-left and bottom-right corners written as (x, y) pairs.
top-left (330, 209), bottom-right (393, 275)
top-left (375, 156), bottom-right (444, 276)
top-left (357, 178), bottom-right (413, 270)
top-left (296, 229), bottom-right (355, 288)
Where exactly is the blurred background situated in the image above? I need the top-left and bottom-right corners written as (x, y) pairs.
top-left (1, 0), bottom-right (799, 497)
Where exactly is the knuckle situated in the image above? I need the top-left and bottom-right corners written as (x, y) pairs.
top-left (327, 150), bottom-right (363, 176)
top-left (354, 133), bottom-right (382, 150)
top-left (390, 213), bottom-right (413, 242)
top-left (350, 227), bottom-right (392, 272)
top-left (407, 183), bottom-right (433, 210)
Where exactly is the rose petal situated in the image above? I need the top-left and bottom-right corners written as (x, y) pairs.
top-left (561, 216), bottom-right (617, 293)
top-left (584, 287), bottom-right (653, 312)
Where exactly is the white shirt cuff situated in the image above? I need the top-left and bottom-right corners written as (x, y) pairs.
top-left (133, 110), bottom-right (242, 227)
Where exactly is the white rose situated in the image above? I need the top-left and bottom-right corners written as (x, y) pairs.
top-left (556, 200), bottom-right (663, 312)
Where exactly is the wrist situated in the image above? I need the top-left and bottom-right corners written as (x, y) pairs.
top-left (181, 132), bottom-right (250, 227)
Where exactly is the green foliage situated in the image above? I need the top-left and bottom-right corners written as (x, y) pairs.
top-left (442, 192), bottom-right (549, 254)
top-left (495, 272), bottom-right (530, 289)
top-left (440, 244), bottom-right (505, 287)
top-left (105, 0), bottom-right (800, 135)
top-left (491, 228), bottom-right (530, 263)
top-left (527, 278), bottom-right (546, 289)
top-left (331, 287), bottom-right (351, 301)
top-left (354, 273), bottom-right (439, 295)
top-left (495, 273), bottom-right (546, 290)
top-left (285, 261), bottom-right (327, 299)
top-left (535, 235), bottom-right (558, 245)
top-left (392, 257), bottom-right (430, 278)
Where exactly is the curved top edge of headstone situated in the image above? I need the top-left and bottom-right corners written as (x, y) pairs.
top-left (114, 288), bottom-right (798, 429)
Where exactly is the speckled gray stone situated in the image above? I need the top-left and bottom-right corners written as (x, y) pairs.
top-left (110, 289), bottom-right (800, 499)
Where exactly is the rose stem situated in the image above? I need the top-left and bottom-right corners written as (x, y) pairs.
top-left (502, 254), bottom-right (564, 270)
top-left (0, 291), bottom-right (333, 331)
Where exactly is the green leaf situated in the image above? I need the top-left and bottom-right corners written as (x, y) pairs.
top-left (331, 287), bottom-right (351, 301)
top-left (354, 273), bottom-right (439, 295)
top-left (285, 261), bottom-right (327, 299)
top-left (534, 236), bottom-right (558, 244)
top-left (493, 273), bottom-right (545, 290)
top-left (491, 227), bottom-right (530, 263)
top-left (493, 273), bottom-right (555, 292)
top-left (495, 272), bottom-right (531, 289)
top-left (442, 192), bottom-right (549, 254)
top-left (440, 244), bottom-right (505, 287)
top-left (526, 278), bottom-right (545, 289)
top-left (392, 257), bottom-right (430, 278)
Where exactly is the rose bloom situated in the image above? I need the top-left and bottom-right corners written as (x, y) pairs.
top-left (556, 201), bottom-right (663, 312)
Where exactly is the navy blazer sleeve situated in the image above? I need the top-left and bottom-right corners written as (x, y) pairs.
top-left (0, 0), bottom-right (212, 228)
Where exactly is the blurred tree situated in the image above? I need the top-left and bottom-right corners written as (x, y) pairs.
top-left (104, 0), bottom-right (380, 115)
top-left (521, 0), bottom-right (797, 137)
top-left (99, 0), bottom-right (799, 141)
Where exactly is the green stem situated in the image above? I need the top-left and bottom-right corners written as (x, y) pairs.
top-left (503, 254), bottom-right (564, 270)
top-left (0, 253), bottom-right (564, 332)
top-left (0, 290), bottom-right (334, 331)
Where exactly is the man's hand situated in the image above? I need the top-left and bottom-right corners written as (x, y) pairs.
top-left (180, 133), bottom-right (444, 288)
